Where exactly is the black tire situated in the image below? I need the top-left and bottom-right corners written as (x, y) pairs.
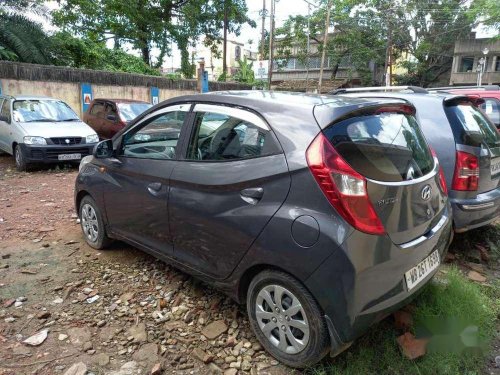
top-left (79, 195), bottom-right (112, 249)
top-left (14, 145), bottom-right (30, 172)
top-left (247, 270), bottom-right (329, 368)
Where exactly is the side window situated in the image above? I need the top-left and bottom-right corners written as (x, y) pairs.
top-left (121, 109), bottom-right (187, 160)
top-left (1, 99), bottom-right (11, 122)
top-left (105, 103), bottom-right (118, 120)
top-left (90, 102), bottom-right (105, 117)
top-left (187, 106), bottom-right (280, 161)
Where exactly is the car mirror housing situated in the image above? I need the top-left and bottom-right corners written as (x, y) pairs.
top-left (93, 139), bottom-right (114, 158)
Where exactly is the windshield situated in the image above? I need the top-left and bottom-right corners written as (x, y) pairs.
top-left (324, 112), bottom-right (434, 182)
top-left (12, 100), bottom-right (79, 122)
top-left (117, 103), bottom-right (152, 122)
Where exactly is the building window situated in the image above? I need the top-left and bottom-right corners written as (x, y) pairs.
top-left (495, 57), bottom-right (500, 72)
top-left (459, 57), bottom-right (474, 72)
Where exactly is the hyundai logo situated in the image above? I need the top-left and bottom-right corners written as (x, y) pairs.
top-left (65, 139), bottom-right (70, 144)
top-left (421, 185), bottom-right (432, 201)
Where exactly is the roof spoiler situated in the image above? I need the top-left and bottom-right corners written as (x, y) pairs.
top-left (428, 85), bottom-right (499, 91)
top-left (330, 86), bottom-right (428, 95)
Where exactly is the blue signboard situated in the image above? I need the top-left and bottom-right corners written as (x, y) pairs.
top-left (202, 71), bottom-right (209, 93)
top-left (81, 83), bottom-right (92, 114)
top-left (151, 86), bottom-right (159, 105)
top-left (0, 80), bottom-right (3, 95)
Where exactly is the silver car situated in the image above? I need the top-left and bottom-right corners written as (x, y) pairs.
top-left (0, 95), bottom-right (99, 171)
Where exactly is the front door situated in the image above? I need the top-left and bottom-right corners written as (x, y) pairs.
top-left (169, 104), bottom-right (291, 279)
top-left (0, 99), bottom-right (12, 153)
top-left (101, 104), bottom-right (190, 255)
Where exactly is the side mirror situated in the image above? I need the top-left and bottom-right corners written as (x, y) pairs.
top-left (464, 131), bottom-right (484, 147)
top-left (106, 114), bottom-right (117, 122)
top-left (0, 114), bottom-right (10, 123)
top-left (93, 139), bottom-right (114, 158)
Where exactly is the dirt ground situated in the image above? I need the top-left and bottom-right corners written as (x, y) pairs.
top-left (0, 154), bottom-right (289, 375)
top-left (0, 153), bottom-right (498, 375)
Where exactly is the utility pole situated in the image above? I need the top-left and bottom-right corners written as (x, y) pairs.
top-left (222, 0), bottom-right (228, 81)
top-left (318, 0), bottom-right (331, 93)
top-left (260, 0), bottom-right (267, 60)
top-left (267, 0), bottom-right (275, 89)
top-left (384, 12), bottom-right (392, 86)
top-left (305, 2), bottom-right (311, 92)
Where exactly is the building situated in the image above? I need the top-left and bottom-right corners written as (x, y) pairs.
top-left (271, 34), bottom-right (383, 92)
top-left (450, 34), bottom-right (500, 86)
top-left (194, 39), bottom-right (258, 81)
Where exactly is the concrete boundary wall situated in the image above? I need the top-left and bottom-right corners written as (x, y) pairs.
top-left (0, 62), bottom-right (251, 116)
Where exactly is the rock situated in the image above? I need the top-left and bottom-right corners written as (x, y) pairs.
top-left (396, 332), bottom-right (428, 360)
top-left (151, 363), bottom-right (162, 375)
top-left (58, 333), bottom-right (68, 341)
top-left (68, 327), bottom-right (91, 346)
top-left (16, 296), bottom-right (27, 302)
top-left (23, 329), bottom-right (48, 346)
top-left (63, 362), bottom-right (87, 375)
top-left (132, 343), bottom-right (158, 362)
top-left (192, 348), bottom-right (213, 364)
top-left (467, 270), bottom-right (486, 283)
top-left (96, 320), bottom-right (106, 327)
top-left (107, 361), bottom-right (141, 375)
top-left (128, 323), bottom-right (148, 343)
top-left (241, 360), bottom-right (252, 371)
top-left (14, 301), bottom-right (23, 308)
top-left (229, 361), bottom-right (241, 369)
top-left (53, 297), bottom-right (64, 304)
top-left (224, 369), bottom-right (238, 375)
top-left (83, 341), bottom-right (93, 351)
top-left (202, 320), bottom-right (228, 340)
top-left (37, 311), bottom-right (51, 319)
top-left (82, 287), bottom-right (93, 295)
top-left (225, 356), bottom-right (236, 364)
top-left (4, 317), bottom-right (15, 323)
top-left (95, 353), bottom-right (110, 367)
top-left (3, 299), bottom-right (15, 308)
top-left (495, 355), bottom-right (500, 368)
top-left (12, 344), bottom-right (31, 356)
top-left (121, 292), bottom-right (135, 302)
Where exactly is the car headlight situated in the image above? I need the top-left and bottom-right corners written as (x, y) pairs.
top-left (86, 134), bottom-right (99, 144)
top-left (23, 136), bottom-right (47, 145)
top-left (79, 155), bottom-right (93, 173)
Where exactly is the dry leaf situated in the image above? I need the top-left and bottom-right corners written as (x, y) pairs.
top-left (467, 270), bottom-right (486, 283)
top-left (396, 332), bottom-right (428, 360)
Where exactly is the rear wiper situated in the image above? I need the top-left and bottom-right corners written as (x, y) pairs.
top-left (59, 118), bottom-right (80, 122)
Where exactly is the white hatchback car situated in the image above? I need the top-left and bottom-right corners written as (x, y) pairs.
top-left (0, 95), bottom-right (99, 171)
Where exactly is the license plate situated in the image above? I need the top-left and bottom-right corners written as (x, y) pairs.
top-left (58, 153), bottom-right (81, 161)
top-left (491, 158), bottom-right (500, 177)
top-left (405, 250), bottom-right (440, 291)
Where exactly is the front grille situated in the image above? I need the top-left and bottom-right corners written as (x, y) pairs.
top-left (50, 137), bottom-right (83, 145)
top-left (45, 148), bottom-right (91, 160)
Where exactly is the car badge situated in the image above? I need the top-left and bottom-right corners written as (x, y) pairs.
top-left (421, 185), bottom-right (432, 201)
top-left (65, 139), bottom-right (70, 144)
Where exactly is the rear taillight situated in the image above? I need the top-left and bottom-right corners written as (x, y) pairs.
top-left (430, 148), bottom-right (448, 196)
top-left (452, 151), bottom-right (479, 191)
top-left (306, 133), bottom-right (385, 235)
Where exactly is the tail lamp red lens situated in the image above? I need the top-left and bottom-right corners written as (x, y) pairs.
top-left (429, 148), bottom-right (448, 196)
top-left (306, 133), bottom-right (385, 235)
top-left (452, 151), bottom-right (479, 191)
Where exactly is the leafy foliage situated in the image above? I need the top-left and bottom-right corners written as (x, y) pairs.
top-left (233, 56), bottom-right (255, 84)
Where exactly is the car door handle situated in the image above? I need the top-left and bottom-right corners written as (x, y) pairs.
top-left (240, 187), bottom-right (264, 205)
top-left (147, 182), bottom-right (163, 195)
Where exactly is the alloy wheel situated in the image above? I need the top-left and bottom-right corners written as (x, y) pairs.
top-left (81, 203), bottom-right (99, 242)
top-left (255, 284), bottom-right (310, 354)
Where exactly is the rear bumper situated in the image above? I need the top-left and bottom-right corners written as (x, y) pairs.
top-left (19, 143), bottom-right (95, 164)
top-left (305, 205), bottom-right (453, 354)
top-left (451, 187), bottom-right (500, 232)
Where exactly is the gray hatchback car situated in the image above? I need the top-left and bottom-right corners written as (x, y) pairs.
top-left (335, 90), bottom-right (500, 233)
top-left (75, 91), bottom-right (452, 367)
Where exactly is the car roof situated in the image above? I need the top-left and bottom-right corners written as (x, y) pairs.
top-left (156, 90), bottom-right (409, 129)
top-left (337, 91), bottom-right (475, 105)
top-left (93, 98), bottom-right (151, 104)
top-left (0, 94), bottom-right (63, 101)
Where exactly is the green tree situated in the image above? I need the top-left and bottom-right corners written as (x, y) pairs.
top-left (0, 0), bottom-right (53, 64)
top-left (53, 0), bottom-right (255, 77)
top-left (468, 0), bottom-right (500, 33)
top-left (233, 56), bottom-right (255, 83)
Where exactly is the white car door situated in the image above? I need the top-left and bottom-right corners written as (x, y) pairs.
top-left (0, 99), bottom-right (12, 153)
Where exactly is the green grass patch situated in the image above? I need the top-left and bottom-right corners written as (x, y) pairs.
top-left (309, 268), bottom-right (499, 375)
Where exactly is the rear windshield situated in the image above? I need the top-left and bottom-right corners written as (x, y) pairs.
top-left (445, 103), bottom-right (500, 149)
top-left (323, 113), bottom-right (434, 182)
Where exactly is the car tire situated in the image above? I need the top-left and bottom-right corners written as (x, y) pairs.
top-left (247, 270), bottom-right (329, 368)
top-left (79, 195), bottom-right (112, 250)
top-left (14, 145), bottom-right (30, 172)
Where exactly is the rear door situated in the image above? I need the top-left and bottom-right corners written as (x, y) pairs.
top-left (0, 99), bottom-right (12, 153)
top-left (323, 107), bottom-right (447, 244)
top-left (444, 100), bottom-right (500, 194)
top-left (168, 104), bottom-right (291, 279)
